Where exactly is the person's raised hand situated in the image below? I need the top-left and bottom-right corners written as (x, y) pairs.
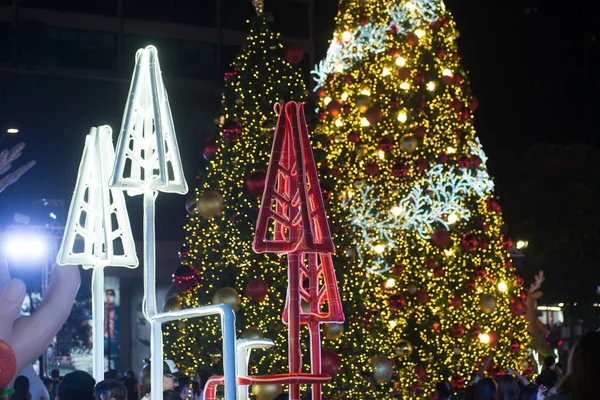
top-left (0, 142), bottom-right (36, 194)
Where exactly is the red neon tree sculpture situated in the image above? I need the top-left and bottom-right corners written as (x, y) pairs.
top-left (252, 101), bottom-right (344, 400)
top-left (204, 102), bottom-right (344, 400)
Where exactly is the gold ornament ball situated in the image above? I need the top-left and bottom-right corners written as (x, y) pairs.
top-left (406, 283), bottom-right (418, 295)
top-left (480, 294), bottom-right (497, 313)
top-left (395, 340), bottom-right (413, 358)
top-left (241, 327), bottom-right (264, 340)
top-left (197, 191), bottom-right (224, 219)
top-left (370, 355), bottom-right (393, 383)
top-left (324, 323), bottom-right (344, 340)
top-left (345, 247), bottom-right (358, 259)
top-left (163, 296), bottom-right (182, 312)
top-left (212, 287), bottom-right (241, 312)
top-left (400, 134), bottom-right (418, 153)
top-left (252, 384), bottom-right (283, 400)
top-left (356, 94), bottom-right (370, 111)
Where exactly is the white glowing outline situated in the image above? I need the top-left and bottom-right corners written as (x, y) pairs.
top-left (109, 46), bottom-right (236, 400)
top-left (345, 139), bottom-right (493, 274)
top-left (57, 126), bottom-right (138, 382)
top-left (312, 0), bottom-right (445, 88)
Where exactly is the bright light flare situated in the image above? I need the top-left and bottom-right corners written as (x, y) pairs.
top-left (7, 128), bottom-right (19, 134)
top-left (5, 234), bottom-right (47, 260)
top-left (516, 240), bottom-right (528, 250)
top-left (374, 244), bottom-right (385, 254)
top-left (385, 278), bottom-right (396, 288)
top-left (341, 31), bottom-right (352, 42)
top-left (479, 333), bottom-right (490, 344)
top-left (497, 281), bottom-right (508, 292)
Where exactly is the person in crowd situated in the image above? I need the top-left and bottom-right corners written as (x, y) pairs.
top-left (42, 378), bottom-right (54, 400)
top-left (547, 331), bottom-right (600, 400)
top-left (104, 371), bottom-right (119, 381)
top-left (536, 357), bottom-right (559, 394)
top-left (498, 374), bottom-right (520, 400)
top-left (121, 371), bottom-right (138, 400)
top-left (191, 367), bottom-right (211, 399)
top-left (94, 380), bottom-right (127, 400)
top-left (140, 360), bottom-right (179, 400)
top-left (173, 376), bottom-right (190, 400)
top-left (11, 376), bottom-right (31, 400)
top-left (49, 370), bottom-right (60, 399)
top-left (436, 381), bottom-right (453, 400)
top-left (473, 378), bottom-right (496, 400)
top-left (519, 384), bottom-right (545, 400)
top-left (56, 371), bottom-right (95, 400)
top-left (162, 391), bottom-right (180, 400)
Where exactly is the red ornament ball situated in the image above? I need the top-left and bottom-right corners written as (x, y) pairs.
top-left (433, 268), bottom-right (444, 277)
top-left (470, 155), bottom-right (482, 168)
top-left (326, 99), bottom-right (343, 117)
top-left (424, 259), bottom-right (437, 270)
top-left (451, 374), bottom-right (465, 389)
top-left (222, 121), bottom-right (241, 141)
top-left (486, 198), bottom-right (502, 213)
top-left (321, 349), bottom-right (342, 377)
top-left (392, 163), bottom-right (409, 178)
top-left (283, 43), bottom-right (304, 64)
top-left (203, 140), bottom-right (218, 160)
top-left (461, 234), bottom-right (479, 252)
top-left (359, 15), bottom-right (369, 26)
top-left (406, 32), bottom-right (419, 46)
top-left (317, 87), bottom-right (326, 98)
top-left (388, 293), bottom-right (407, 310)
top-left (432, 229), bottom-right (451, 248)
top-left (479, 239), bottom-right (489, 249)
top-left (0, 340), bottom-right (17, 389)
top-left (378, 137), bottom-right (393, 152)
top-left (451, 295), bottom-right (463, 309)
top-left (502, 235), bottom-right (515, 251)
top-left (510, 298), bottom-right (526, 316)
top-left (415, 159), bottom-right (429, 172)
top-left (172, 265), bottom-right (200, 293)
top-left (366, 162), bottom-right (380, 176)
top-left (416, 289), bottom-right (429, 305)
top-left (413, 126), bottom-right (427, 139)
top-left (510, 339), bottom-right (521, 353)
top-left (396, 67), bottom-right (411, 80)
top-left (347, 131), bottom-right (360, 143)
top-left (452, 324), bottom-right (465, 337)
top-left (414, 365), bottom-right (427, 380)
top-left (392, 263), bottom-right (405, 275)
top-left (245, 170), bottom-right (267, 197)
top-left (438, 152), bottom-right (449, 164)
top-left (365, 106), bottom-right (383, 124)
top-left (245, 279), bottom-right (269, 302)
top-left (457, 154), bottom-right (471, 168)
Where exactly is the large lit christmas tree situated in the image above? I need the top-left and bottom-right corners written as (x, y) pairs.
top-left (309, 0), bottom-right (531, 398)
top-left (163, 2), bottom-right (307, 393)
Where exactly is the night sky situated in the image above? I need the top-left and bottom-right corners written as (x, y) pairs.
top-left (0, 0), bottom-right (598, 242)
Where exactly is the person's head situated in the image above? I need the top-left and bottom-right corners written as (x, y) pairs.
top-left (473, 378), bottom-right (496, 400)
top-left (174, 376), bottom-right (190, 399)
top-left (498, 375), bottom-right (519, 400)
top-left (558, 331), bottom-right (600, 400)
top-left (519, 384), bottom-right (543, 400)
top-left (435, 381), bottom-right (452, 399)
top-left (58, 370), bottom-right (96, 400)
top-left (43, 377), bottom-right (54, 392)
top-left (193, 367), bottom-right (211, 390)
top-left (162, 390), bottom-right (181, 400)
top-left (106, 289), bottom-right (116, 304)
top-left (13, 375), bottom-right (30, 397)
top-left (124, 370), bottom-right (135, 380)
top-left (535, 368), bottom-right (558, 390)
top-left (104, 370), bottom-right (119, 380)
top-left (94, 379), bottom-right (127, 400)
top-left (51, 369), bottom-right (60, 380)
top-left (141, 359), bottom-right (180, 394)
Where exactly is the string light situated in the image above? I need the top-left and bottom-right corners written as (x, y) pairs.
top-left (414, 29), bottom-right (426, 38)
top-left (324, 96), bottom-right (332, 105)
top-left (397, 111), bottom-right (408, 123)
top-left (399, 82), bottom-right (411, 90)
top-left (479, 333), bottom-right (491, 344)
top-left (385, 278), bottom-right (396, 288)
top-left (382, 67), bottom-right (391, 77)
top-left (395, 56), bottom-right (406, 67)
top-left (426, 81), bottom-right (436, 91)
top-left (342, 31), bottom-right (353, 42)
top-left (498, 281), bottom-right (508, 292)
top-left (360, 117), bottom-right (370, 127)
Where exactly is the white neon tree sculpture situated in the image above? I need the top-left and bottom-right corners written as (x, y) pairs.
top-left (109, 46), bottom-right (236, 400)
top-left (57, 125), bottom-right (138, 383)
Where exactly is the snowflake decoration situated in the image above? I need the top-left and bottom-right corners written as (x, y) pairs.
top-left (312, 0), bottom-right (446, 88)
top-left (345, 139), bottom-right (494, 274)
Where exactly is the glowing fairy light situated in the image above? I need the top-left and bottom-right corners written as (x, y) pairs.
top-left (396, 57), bottom-right (406, 67)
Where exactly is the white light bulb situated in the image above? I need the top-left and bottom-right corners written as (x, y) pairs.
top-left (335, 63), bottom-right (344, 73)
top-left (479, 333), bottom-right (490, 344)
top-left (446, 147), bottom-right (456, 154)
top-left (391, 206), bottom-right (402, 216)
top-left (385, 278), bottom-right (396, 288)
top-left (341, 92), bottom-right (349, 101)
top-left (341, 31), bottom-right (352, 42)
top-left (400, 82), bottom-right (411, 90)
top-left (442, 68), bottom-right (453, 77)
top-left (323, 97), bottom-right (332, 105)
top-left (414, 29), bottom-right (426, 38)
top-left (389, 320), bottom-right (397, 328)
top-left (397, 112), bottom-right (407, 123)
top-left (426, 81), bottom-right (436, 91)
top-left (335, 119), bottom-right (343, 127)
top-left (444, 249), bottom-right (454, 256)
top-left (378, 150), bottom-right (385, 159)
top-left (361, 89), bottom-right (371, 96)
top-left (516, 240), bottom-right (528, 249)
top-left (395, 57), bottom-right (406, 67)
top-left (360, 117), bottom-right (370, 127)
top-left (447, 214), bottom-right (458, 224)
top-left (382, 67), bottom-right (391, 77)
top-left (374, 244), bottom-right (385, 254)
top-left (497, 281), bottom-right (508, 292)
